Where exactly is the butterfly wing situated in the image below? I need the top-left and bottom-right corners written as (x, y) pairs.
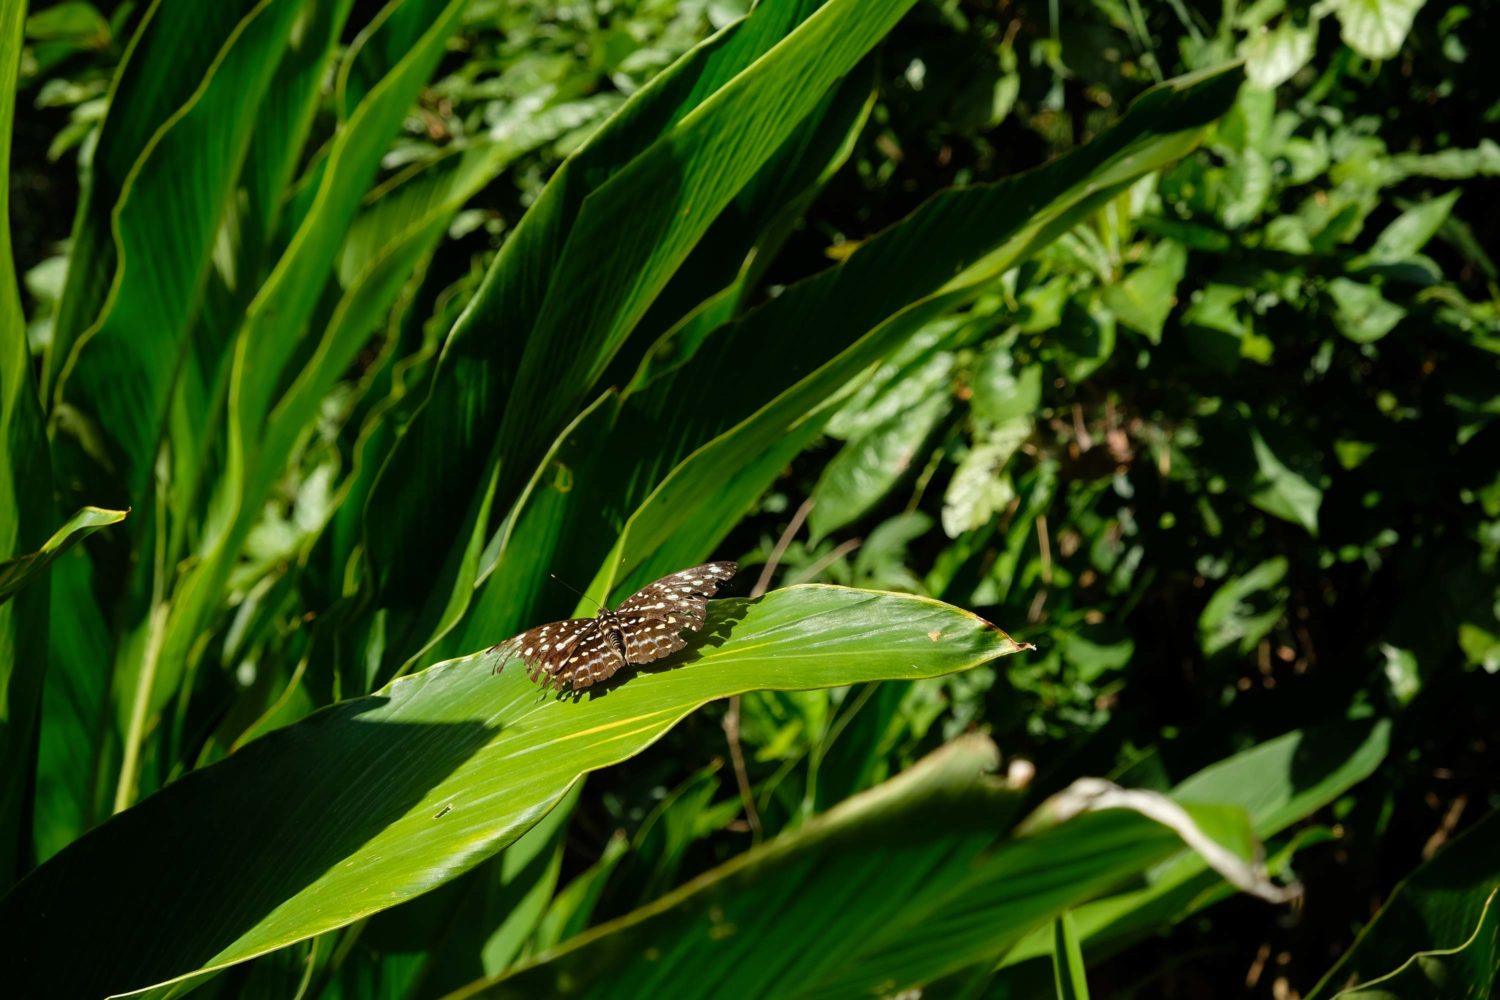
top-left (497, 562), bottom-right (736, 691)
top-left (551, 627), bottom-right (627, 691)
top-left (616, 613), bottom-right (690, 665)
top-left (499, 618), bottom-right (598, 686)
top-left (615, 561), bottom-right (737, 630)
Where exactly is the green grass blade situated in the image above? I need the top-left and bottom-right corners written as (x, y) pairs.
top-left (0, 585), bottom-right (1020, 996)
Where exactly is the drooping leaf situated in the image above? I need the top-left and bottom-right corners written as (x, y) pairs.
top-left (451, 737), bottom-right (1289, 999)
top-left (993, 720), bottom-right (1392, 992)
top-left (0, 505), bottom-right (126, 604)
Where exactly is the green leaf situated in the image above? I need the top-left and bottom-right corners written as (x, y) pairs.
top-left (601, 67), bottom-right (1239, 602)
top-left (809, 392), bottom-right (951, 540)
top-left (366, 0), bottom-right (909, 627)
top-left (1198, 557), bottom-right (1288, 657)
top-left (0, 586), bottom-right (1022, 997)
top-left (943, 418), bottom-right (1029, 538)
top-left (315, 782), bottom-right (583, 999)
top-left (1332, 0), bottom-right (1427, 60)
top-left (24, 1), bottom-right (108, 42)
top-left (970, 343), bottom-right (1042, 426)
top-left (50, 0), bottom-right (303, 492)
top-left (1333, 890), bottom-right (1500, 1000)
top-left (1309, 809), bottom-right (1500, 998)
top-left (0, 505), bottom-right (127, 605)
top-left (1242, 18), bottom-right (1316, 89)
top-left (34, 549), bottom-right (113, 862)
top-left (1360, 190), bottom-right (1460, 265)
top-left (994, 720), bottom-right (1392, 990)
top-left (1327, 277), bottom-right (1406, 344)
top-left (1250, 424), bottom-right (1322, 534)
top-left (1100, 240), bottom-right (1187, 343)
top-left (127, 0), bottom-right (474, 798)
top-left (453, 739), bottom-right (1284, 999)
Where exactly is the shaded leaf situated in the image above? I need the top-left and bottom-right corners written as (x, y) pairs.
top-left (1198, 557), bottom-right (1288, 657)
top-left (1309, 808), bottom-right (1500, 999)
top-left (0, 0), bottom-right (57, 890)
top-left (1250, 424), bottom-right (1322, 534)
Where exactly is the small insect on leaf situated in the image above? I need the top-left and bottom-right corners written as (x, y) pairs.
top-left (492, 562), bottom-right (738, 692)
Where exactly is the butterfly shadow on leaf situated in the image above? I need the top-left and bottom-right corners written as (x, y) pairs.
top-left (562, 596), bottom-right (758, 704)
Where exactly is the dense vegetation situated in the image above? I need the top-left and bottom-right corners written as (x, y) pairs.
top-left (2, 0), bottom-right (1496, 997)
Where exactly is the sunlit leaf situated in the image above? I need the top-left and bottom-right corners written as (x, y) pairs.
top-left (0, 586), bottom-right (1022, 997)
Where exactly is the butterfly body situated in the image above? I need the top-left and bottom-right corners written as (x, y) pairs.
top-left (496, 562), bottom-right (737, 691)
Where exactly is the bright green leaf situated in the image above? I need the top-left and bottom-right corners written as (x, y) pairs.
top-left (1250, 425), bottom-right (1322, 534)
top-left (1328, 277), bottom-right (1406, 344)
top-left (943, 417), bottom-right (1029, 538)
top-left (0, 585), bottom-right (1022, 997)
top-left (0, 505), bottom-right (126, 605)
top-left (1242, 18), bottom-right (1316, 89)
top-left (1100, 240), bottom-right (1187, 343)
top-left (1333, 0), bottom-right (1427, 60)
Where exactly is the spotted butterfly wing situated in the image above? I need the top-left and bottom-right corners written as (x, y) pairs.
top-left (496, 561), bottom-right (737, 692)
top-left (614, 561), bottom-right (738, 629)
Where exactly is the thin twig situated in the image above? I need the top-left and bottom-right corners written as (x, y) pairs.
top-left (786, 537), bottom-right (863, 586)
top-left (722, 696), bottom-right (761, 840)
top-left (728, 498), bottom-right (814, 842)
top-left (752, 497), bottom-right (814, 597)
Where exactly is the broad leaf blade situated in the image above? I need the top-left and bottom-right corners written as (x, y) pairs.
top-left (0, 586), bottom-right (1021, 996)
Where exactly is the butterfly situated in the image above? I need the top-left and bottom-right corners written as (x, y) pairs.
top-left (493, 562), bottom-right (738, 692)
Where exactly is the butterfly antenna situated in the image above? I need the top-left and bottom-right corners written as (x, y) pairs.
top-left (549, 573), bottom-right (609, 613)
